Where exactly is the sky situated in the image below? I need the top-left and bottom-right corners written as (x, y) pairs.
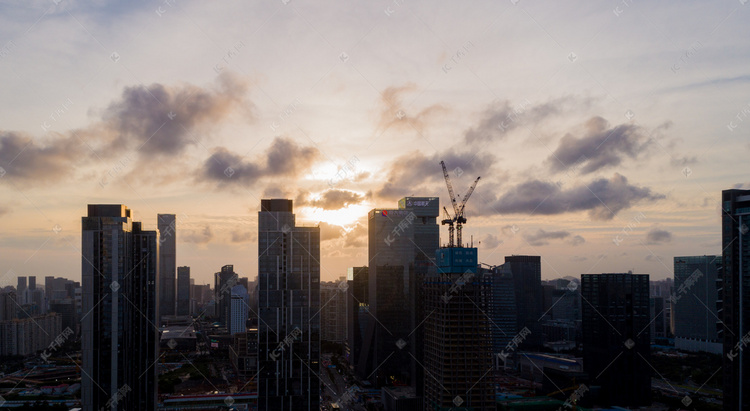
top-left (0, 0), bottom-right (748, 286)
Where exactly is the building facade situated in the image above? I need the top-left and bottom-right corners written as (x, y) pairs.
top-left (257, 199), bottom-right (320, 410)
top-left (506, 255), bottom-right (543, 348)
top-left (158, 214), bottom-right (176, 318)
top-left (81, 205), bottom-right (159, 410)
top-left (673, 256), bottom-right (721, 353)
top-left (721, 189), bottom-right (750, 411)
top-left (360, 197), bottom-right (439, 391)
top-left (177, 266), bottom-right (191, 316)
top-left (581, 272), bottom-right (651, 407)
top-left (320, 279), bottom-right (347, 343)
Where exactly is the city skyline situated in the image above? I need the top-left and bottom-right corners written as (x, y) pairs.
top-left (1, 2), bottom-right (749, 286)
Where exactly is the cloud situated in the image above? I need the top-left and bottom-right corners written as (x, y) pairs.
top-left (183, 225), bottom-right (213, 244)
top-left (568, 235), bottom-right (586, 246)
top-left (376, 149), bottom-right (494, 199)
top-left (230, 230), bottom-right (253, 243)
top-left (200, 137), bottom-right (320, 187)
top-left (670, 156), bottom-right (697, 167)
top-left (524, 229), bottom-right (571, 246)
top-left (464, 96), bottom-right (582, 143)
top-left (501, 224), bottom-right (520, 236)
top-left (547, 117), bottom-right (669, 174)
top-left (646, 227), bottom-right (672, 244)
top-left (479, 173), bottom-right (664, 220)
top-left (480, 233), bottom-right (502, 249)
top-left (376, 83), bottom-right (446, 136)
top-left (99, 72), bottom-right (250, 157)
top-left (319, 222), bottom-right (345, 242)
top-left (298, 189), bottom-right (365, 210)
top-left (0, 131), bottom-right (83, 182)
top-left (0, 206), bottom-right (9, 218)
top-left (343, 223), bottom-right (367, 248)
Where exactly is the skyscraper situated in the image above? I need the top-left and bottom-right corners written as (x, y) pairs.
top-left (721, 189), bottom-right (750, 411)
top-left (320, 278), bottom-right (347, 343)
top-left (158, 214), bottom-right (176, 318)
top-left (16, 277), bottom-right (26, 305)
top-left (215, 264), bottom-right (237, 326)
top-left (505, 255), bottom-right (543, 348)
top-left (177, 266), bottom-right (191, 316)
top-left (581, 272), bottom-right (651, 407)
top-left (423, 246), bottom-right (494, 410)
top-left (479, 263), bottom-right (517, 369)
top-left (81, 205), bottom-right (159, 410)
top-left (229, 284), bottom-right (249, 335)
top-left (360, 197), bottom-right (439, 391)
top-left (346, 266), bottom-right (368, 370)
top-left (258, 199), bottom-right (320, 410)
top-left (673, 255), bottom-right (721, 353)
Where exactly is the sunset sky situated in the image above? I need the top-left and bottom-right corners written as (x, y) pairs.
top-left (1, 0), bottom-right (748, 285)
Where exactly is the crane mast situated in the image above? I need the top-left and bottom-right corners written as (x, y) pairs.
top-left (439, 161), bottom-right (480, 248)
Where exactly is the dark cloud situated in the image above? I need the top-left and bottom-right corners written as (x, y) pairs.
top-left (376, 149), bottom-right (494, 200)
top-left (183, 225), bottom-right (213, 244)
top-left (343, 223), bottom-right (367, 248)
top-left (200, 137), bottom-right (320, 186)
top-left (100, 72), bottom-right (250, 157)
top-left (646, 227), bottom-right (672, 244)
top-left (0, 131), bottom-right (83, 182)
top-left (480, 233), bottom-right (502, 249)
top-left (376, 84), bottom-right (446, 136)
top-left (297, 189), bottom-right (365, 210)
top-left (568, 235), bottom-right (586, 246)
top-left (524, 229), bottom-right (571, 246)
top-left (547, 117), bottom-right (668, 174)
top-left (464, 96), bottom-right (581, 143)
top-left (478, 173), bottom-right (664, 220)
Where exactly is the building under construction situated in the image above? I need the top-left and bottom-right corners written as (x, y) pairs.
top-left (422, 162), bottom-right (493, 410)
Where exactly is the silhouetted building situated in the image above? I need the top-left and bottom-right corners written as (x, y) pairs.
top-left (479, 263), bottom-right (517, 369)
top-left (258, 199), bottom-right (320, 410)
top-left (506, 255), bottom-right (543, 347)
top-left (16, 277), bottom-right (26, 305)
top-left (0, 291), bottom-right (17, 321)
top-left (81, 204), bottom-right (159, 410)
top-left (673, 256), bottom-right (720, 352)
top-left (423, 247), bottom-right (493, 410)
top-left (360, 197), bottom-right (439, 392)
top-left (581, 272), bottom-right (651, 407)
top-left (158, 214), bottom-right (176, 318)
top-left (721, 189), bottom-right (750, 411)
top-left (177, 266), bottom-right (191, 316)
top-left (215, 265), bottom-right (238, 326)
top-left (320, 278), bottom-right (347, 343)
top-left (346, 266), bottom-right (368, 370)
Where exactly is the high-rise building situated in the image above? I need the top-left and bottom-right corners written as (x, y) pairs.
top-left (360, 197), bottom-right (439, 391)
top-left (16, 277), bottom-right (26, 305)
top-left (258, 199), bottom-right (320, 410)
top-left (505, 255), bottom-right (543, 348)
top-left (320, 278), bottom-right (347, 343)
top-left (721, 189), bottom-right (750, 411)
top-left (229, 284), bottom-right (249, 335)
top-left (158, 214), bottom-right (176, 318)
top-left (346, 266), bottom-right (368, 370)
top-left (0, 291), bottom-right (17, 321)
top-left (581, 272), bottom-right (651, 407)
top-left (81, 204), bottom-right (159, 410)
top-left (479, 263), bottom-right (517, 369)
top-left (423, 247), bottom-right (494, 410)
top-left (28, 276), bottom-right (36, 291)
top-left (0, 313), bottom-right (62, 356)
top-left (177, 266), bottom-right (191, 316)
top-left (215, 265), bottom-right (237, 326)
top-left (673, 256), bottom-right (721, 353)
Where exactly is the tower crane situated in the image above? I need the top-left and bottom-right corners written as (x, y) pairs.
top-left (440, 161), bottom-right (480, 247)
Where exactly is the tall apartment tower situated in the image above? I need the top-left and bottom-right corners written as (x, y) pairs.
top-left (158, 214), bottom-right (176, 318)
top-left (176, 266), bottom-right (191, 316)
top-left (81, 205), bottom-right (159, 410)
top-left (505, 255), bottom-right (543, 348)
top-left (359, 197), bottom-right (439, 391)
top-left (423, 246), bottom-right (494, 410)
top-left (215, 264), bottom-right (237, 326)
top-left (673, 256), bottom-right (721, 353)
top-left (581, 272), bottom-right (651, 407)
top-left (479, 263), bottom-right (517, 369)
top-left (721, 189), bottom-right (750, 411)
top-left (229, 284), bottom-right (249, 335)
top-left (257, 199), bottom-right (320, 410)
top-left (16, 277), bottom-right (26, 305)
